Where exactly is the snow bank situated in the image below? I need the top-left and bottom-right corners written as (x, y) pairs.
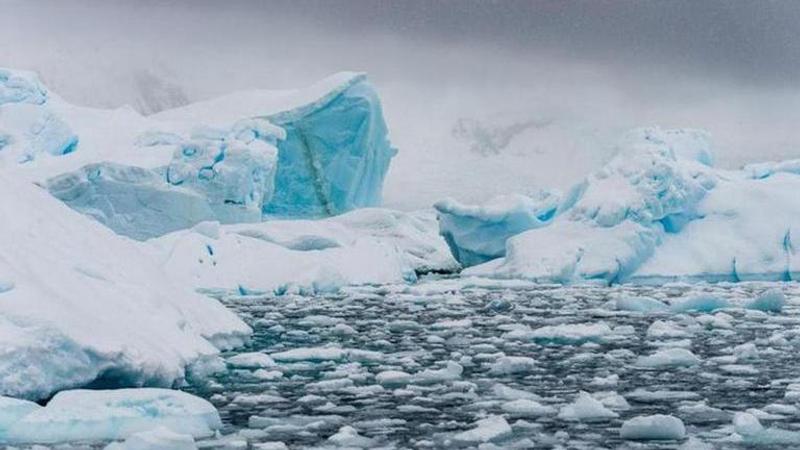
top-left (0, 388), bottom-right (220, 444)
top-left (460, 127), bottom-right (800, 284)
top-left (0, 173), bottom-right (249, 400)
top-left (150, 208), bottom-right (457, 294)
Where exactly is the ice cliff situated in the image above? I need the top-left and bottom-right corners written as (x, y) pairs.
top-left (0, 69), bottom-right (395, 239)
top-left (443, 128), bottom-right (800, 284)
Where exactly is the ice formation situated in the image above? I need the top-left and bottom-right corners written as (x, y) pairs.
top-left (457, 127), bottom-right (800, 283)
top-left (0, 388), bottom-right (220, 444)
top-left (150, 208), bottom-right (457, 294)
top-left (0, 173), bottom-right (249, 400)
top-left (434, 192), bottom-right (560, 267)
top-left (1, 69), bottom-right (394, 239)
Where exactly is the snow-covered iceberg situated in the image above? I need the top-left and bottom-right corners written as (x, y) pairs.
top-left (1, 69), bottom-right (394, 239)
top-left (0, 173), bottom-right (250, 401)
top-left (150, 208), bottom-right (458, 295)
top-left (460, 127), bottom-right (800, 284)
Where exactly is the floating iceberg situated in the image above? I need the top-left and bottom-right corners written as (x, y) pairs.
top-left (0, 173), bottom-right (249, 400)
top-left (1, 69), bottom-right (394, 239)
top-left (150, 208), bottom-right (457, 294)
top-left (0, 388), bottom-right (220, 444)
top-left (459, 127), bottom-right (800, 284)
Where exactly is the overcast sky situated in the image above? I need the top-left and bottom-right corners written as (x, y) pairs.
top-left (2, 0), bottom-right (800, 206)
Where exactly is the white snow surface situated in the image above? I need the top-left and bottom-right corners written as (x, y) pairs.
top-left (0, 173), bottom-right (249, 400)
top-left (150, 208), bottom-right (457, 294)
top-left (0, 388), bottom-right (220, 444)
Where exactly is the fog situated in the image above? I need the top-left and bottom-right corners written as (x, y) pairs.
top-left (3, 0), bottom-right (800, 208)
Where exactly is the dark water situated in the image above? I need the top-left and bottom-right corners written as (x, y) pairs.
top-left (187, 281), bottom-right (800, 449)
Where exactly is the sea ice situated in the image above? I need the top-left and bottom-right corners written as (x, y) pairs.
top-left (557, 391), bottom-right (619, 421)
top-left (620, 414), bottom-right (686, 440)
top-left (0, 388), bottom-right (220, 444)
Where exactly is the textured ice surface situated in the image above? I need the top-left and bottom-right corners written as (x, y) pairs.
top-left (0, 69), bottom-right (78, 164)
top-left (0, 388), bottom-right (220, 444)
top-left (434, 192), bottom-right (560, 267)
top-left (620, 414), bottom-right (686, 441)
top-left (462, 127), bottom-right (800, 284)
top-left (105, 426), bottom-right (197, 450)
top-left (0, 173), bottom-right (249, 400)
top-left (1, 69), bottom-right (393, 239)
top-left (151, 208), bottom-right (457, 294)
top-left (263, 74), bottom-right (395, 218)
top-left (48, 117), bottom-right (280, 239)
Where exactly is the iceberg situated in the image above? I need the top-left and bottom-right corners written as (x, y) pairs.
top-left (0, 388), bottom-right (220, 444)
top-left (434, 192), bottom-right (560, 267)
top-left (1, 69), bottom-right (394, 239)
top-left (0, 173), bottom-right (249, 401)
top-left (150, 208), bottom-right (457, 294)
top-left (460, 127), bottom-right (800, 284)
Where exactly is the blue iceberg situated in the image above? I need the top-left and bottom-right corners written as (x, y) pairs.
top-left (264, 75), bottom-right (396, 217)
top-left (434, 192), bottom-right (561, 267)
top-left (28, 71), bottom-right (394, 239)
top-left (460, 127), bottom-right (800, 284)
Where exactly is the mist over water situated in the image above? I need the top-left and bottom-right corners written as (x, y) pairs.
top-left (3, 0), bottom-right (799, 208)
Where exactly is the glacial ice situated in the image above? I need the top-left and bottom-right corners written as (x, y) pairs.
top-left (434, 192), bottom-right (560, 267)
top-left (150, 208), bottom-right (457, 294)
top-left (0, 69), bottom-right (78, 164)
top-left (0, 388), bottom-right (220, 444)
top-left (459, 126), bottom-right (800, 284)
top-left (0, 173), bottom-right (249, 400)
top-left (1, 69), bottom-right (394, 239)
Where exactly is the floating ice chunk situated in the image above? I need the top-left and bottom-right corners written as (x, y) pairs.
top-left (620, 414), bottom-right (686, 441)
top-left (491, 384), bottom-right (542, 401)
top-left (679, 437), bottom-right (714, 450)
top-left (488, 356), bottom-right (537, 375)
top-left (733, 412), bottom-right (800, 444)
top-left (669, 295), bottom-right (729, 313)
top-left (501, 399), bottom-right (556, 417)
top-left (516, 322), bottom-right (612, 345)
top-left (252, 442), bottom-right (288, 450)
top-left (104, 426), bottom-right (196, 450)
top-left (626, 388), bottom-right (699, 402)
top-left (453, 415), bottom-right (511, 443)
top-left (636, 348), bottom-right (701, 368)
top-left (414, 361), bottom-right (463, 384)
top-left (558, 391), bottom-right (619, 421)
top-left (746, 289), bottom-right (785, 313)
top-left (677, 401), bottom-right (731, 424)
top-left (647, 320), bottom-right (692, 338)
top-left (270, 347), bottom-right (345, 362)
top-left (615, 296), bottom-right (669, 313)
top-left (434, 192), bottom-right (560, 267)
top-left (1, 388), bottom-right (221, 444)
top-left (327, 425), bottom-right (374, 448)
top-left (733, 343), bottom-right (759, 361)
top-left (594, 391), bottom-right (630, 410)
top-left (226, 352), bottom-right (276, 369)
top-left (375, 370), bottom-right (412, 387)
